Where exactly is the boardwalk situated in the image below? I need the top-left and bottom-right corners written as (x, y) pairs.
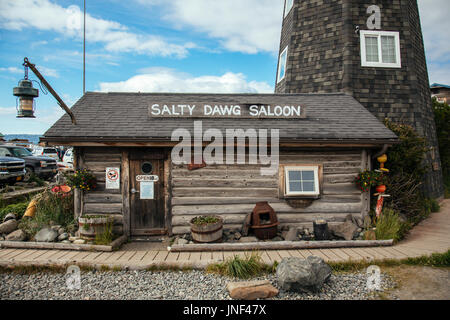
top-left (1, 200), bottom-right (449, 270)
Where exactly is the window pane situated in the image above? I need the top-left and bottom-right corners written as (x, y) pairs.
top-left (301, 170), bottom-right (315, 181)
top-left (289, 170), bottom-right (301, 181)
top-left (365, 36), bottom-right (379, 62)
top-left (381, 36), bottom-right (396, 63)
top-left (289, 181), bottom-right (302, 192)
top-left (278, 49), bottom-right (287, 81)
top-left (302, 181), bottom-right (315, 192)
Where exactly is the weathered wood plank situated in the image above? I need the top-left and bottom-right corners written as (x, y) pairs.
top-left (84, 162), bottom-right (121, 172)
top-left (84, 193), bottom-right (123, 203)
top-left (172, 202), bottom-right (361, 216)
top-left (122, 150), bottom-right (131, 237)
top-left (169, 240), bottom-right (394, 252)
top-left (84, 203), bottom-right (123, 214)
top-left (173, 178), bottom-right (277, 188)
top-left (172, 187), bottom-right (277, 198)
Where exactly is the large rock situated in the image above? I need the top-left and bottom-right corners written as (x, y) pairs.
top-left (5, 229), bottom-right (26, 241)
top-left (276, 256), bottom-right (332, 293)
top-left (35, 227), bottom-right (58, 242)
top-left (227, 280), bottom-right (278, 300)
top-left (330, 220), bottom-right (359, 240)
top-left (3, 213), bottom-right (17, 223)
top-left (0, 219), bottom-right (18, 235)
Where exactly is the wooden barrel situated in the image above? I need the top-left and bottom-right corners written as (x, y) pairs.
top-left (190, 216), bottom-right (223, 243)
top-left (79, 215), bottom-right (112, 240)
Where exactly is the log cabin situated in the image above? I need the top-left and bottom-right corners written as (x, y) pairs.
top-left (41, 92), bottom-right (398, 238)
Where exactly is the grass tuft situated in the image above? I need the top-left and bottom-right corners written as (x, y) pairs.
top-left (206, 252), bottom-right (274, 279)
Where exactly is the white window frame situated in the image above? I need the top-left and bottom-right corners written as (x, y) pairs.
top-left (360, 30), bottom-right (401, 68)
top-left (284, 165), bottom-right (320, 197)
top-left (277, 46), bottom-right (288, 83)
top-left (284, 0), bottom-right (294, 18)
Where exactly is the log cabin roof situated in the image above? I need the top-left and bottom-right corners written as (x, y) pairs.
top-left (42, 92), bottom-right (398, 145)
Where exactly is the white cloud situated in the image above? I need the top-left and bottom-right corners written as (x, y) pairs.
top-left (0, 0), bottom-right (193, 58)
top-left (137, 0), bottom-right (284, 54)
top-left (417, 0), bottom-right (450, 84)
top-left (0, 107), bottom-right (16, 115)
top-left (0, 67), bottom-right (22, 74)
top-left (98, 69), bottom-right (273, 93)
top-left (38, 66), bottom-right (59, 78)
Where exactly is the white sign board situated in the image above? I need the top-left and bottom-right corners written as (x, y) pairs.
top-left (140, 181), bottom-right (154, 200)
top-left (136, 175), bottom-right (159, 182)
top-left (105, 167), bottom-right (120, 190)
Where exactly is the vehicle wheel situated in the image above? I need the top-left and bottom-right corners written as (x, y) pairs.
top-left (24, 166), bottom-right (34, 182)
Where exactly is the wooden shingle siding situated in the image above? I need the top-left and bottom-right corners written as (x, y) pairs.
top-left (171, 149), bottom-right (366, 235)
top-left (81, 147), bottom-right (124, 235)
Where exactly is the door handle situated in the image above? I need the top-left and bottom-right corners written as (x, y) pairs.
top-left (131, 188), bottom-right (140, 194)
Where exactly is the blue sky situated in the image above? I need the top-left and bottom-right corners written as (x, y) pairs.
top-left (0, 0), bottom-right (449, 134)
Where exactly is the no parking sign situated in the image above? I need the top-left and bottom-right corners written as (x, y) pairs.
top-left (106, 167), bottom-right (120, 189)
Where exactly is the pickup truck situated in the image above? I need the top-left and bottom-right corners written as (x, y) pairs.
top-left (0, 145), bottom-right (57, 182)
top-left (0, 156), bottom-right (25, 186)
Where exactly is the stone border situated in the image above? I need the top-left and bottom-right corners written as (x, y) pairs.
top-left (169, 240), bottom-right (394, 252)
top-left (0, 235), bottom-right (127, 252)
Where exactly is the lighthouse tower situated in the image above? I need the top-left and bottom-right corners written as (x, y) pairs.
top-left (275, 0), bottom-right (444, 198)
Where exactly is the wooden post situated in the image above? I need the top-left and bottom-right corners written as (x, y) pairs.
top-left (164, 151), bottom-right (173, 236)
top-left (73, 147), bottom-right (82, 220)
top-left (121, 150), bottom-right (131, 237)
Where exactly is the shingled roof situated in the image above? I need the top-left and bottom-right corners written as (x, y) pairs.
top-left (42, 92), bottom-right (398, 145)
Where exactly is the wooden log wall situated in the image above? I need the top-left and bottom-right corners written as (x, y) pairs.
top-left (171, 149), bottom-right (369, 235)
top-left (80, 147), bottom-right (125, 236)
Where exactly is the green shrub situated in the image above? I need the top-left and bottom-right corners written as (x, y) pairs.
top-left (94, 220), bottom-right (114, 245)
top-left (19, 189), bottom-right (74, 238)
top-left (206, 252), bottom-right (271, 279)
top-left (375, 208), bottom-right (402, 241)
top-left (28, 174), bottom-right (45, 187)
top-left (0, 201), bottom-right (29, 221)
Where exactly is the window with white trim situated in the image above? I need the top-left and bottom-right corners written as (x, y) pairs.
top-left (360, 30), bottom-right (401, 68)
top-left (284, 0), bottom-right (294, 18)
top-left (277, 46), bottom-right (288, 83)
top-left (284, 165), bottom-right (320, 196)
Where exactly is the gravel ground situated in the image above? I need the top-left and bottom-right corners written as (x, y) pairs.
top-left (0, 270), bottom-right (396, 300)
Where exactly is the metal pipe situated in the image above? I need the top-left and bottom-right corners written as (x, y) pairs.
top-left (23, 58), bottom-right (77, 125)
top-left (372, 144), bottom-right (389, 159)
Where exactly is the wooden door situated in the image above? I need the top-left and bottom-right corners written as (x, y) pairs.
top-left (130, 156), bottom-right (165, 236)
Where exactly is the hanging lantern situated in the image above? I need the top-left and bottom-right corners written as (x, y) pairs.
top-left (13, 79), bottom-right (39, 118)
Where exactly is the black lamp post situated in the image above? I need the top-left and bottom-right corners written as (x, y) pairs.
top-left (13, 64), bottom-right (39, 118)
top-left (12, 57), bottom-right (77, 125)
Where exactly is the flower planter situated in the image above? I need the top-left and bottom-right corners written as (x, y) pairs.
top-left (190, 216), bottom-right (223, 243)
top-left (78, 215), bottom-right (112, 241)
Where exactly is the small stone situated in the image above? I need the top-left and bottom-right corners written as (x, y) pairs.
top-left (35, 227), bottom-right (59, 242)
top-left (0, 236), bottom-right (4, 241)
top-left (5, 229), bottom-right (26, 241)
top-left (188, 241), bottom-right (194, 244)
top-left (177, 238), bottom-right (189, 245)
top-left (304, 228), bottom-right (310, 236)
top-left (51, 225), bottom-right (62, 231)
top-left (3, 213), bottom-right (17, 223)
top-left (58, 228), bottom-right (65, 235)
top-left (227, 280), bottom-right (279, 300)
top-left (69, 236), bottom-right (78, 242)
top-left (234, 232), bottom-right (242, 240)
top-left (73, 239), bottom-right (86, 244)
top-left (239, 236), bottom-right (258, 243)
top-left (58, 233), bottom-right (69, 241)
top-left (284, 228), bottom-right (298, 241)
top-left (61, 240), bottom-right (71, 244)
top-left (0, 219), bottom-right (18, 235)
top-left (272, 236), bottom-right (284, 242)
top-left (241, 213), bottom-right (251, 237)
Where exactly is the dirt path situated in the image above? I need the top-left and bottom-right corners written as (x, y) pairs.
top-left (381, 266), bottom-right (449, 300)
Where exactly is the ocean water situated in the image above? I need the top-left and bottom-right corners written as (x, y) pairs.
top-left (3, 134), bottom-right (43, 145)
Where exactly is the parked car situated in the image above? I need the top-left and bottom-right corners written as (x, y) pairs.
top-left (33, 146), bottom-right (60, 161)
top-left (0, 156), bottom-right (25, 186)
top-left (58, 148), bottom-right (74, 172)
top-left (0, 145), bottom-right (57, 182)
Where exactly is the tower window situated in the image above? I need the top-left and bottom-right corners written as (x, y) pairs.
top-left (360, 30), bottom-right (401, 68)
top-left (277, 46), bottom-right (288, 83)
top-left (284, 0), bottom-right (294, 18)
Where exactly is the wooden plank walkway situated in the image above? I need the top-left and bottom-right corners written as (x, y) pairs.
top-left (1, 200), bottom-right (449, 270)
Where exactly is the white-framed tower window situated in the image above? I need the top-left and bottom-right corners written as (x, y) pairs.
top-left (284, 165), bottom-right (320, 196)
top-left (360, 30), bottom-right (401, 68)
top-left (284, 0), bottom-right (294, 18)
top-left (277, 46), bottom-right (288, 83)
